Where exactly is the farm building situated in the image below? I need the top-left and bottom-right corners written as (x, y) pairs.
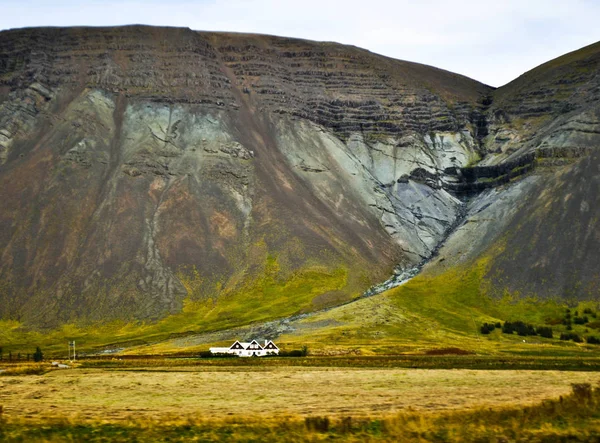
top-left (209, 340), bottom-right (279, 357)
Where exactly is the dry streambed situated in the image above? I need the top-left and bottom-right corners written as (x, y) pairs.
top-left (1, 367), bottom-right (598, 421)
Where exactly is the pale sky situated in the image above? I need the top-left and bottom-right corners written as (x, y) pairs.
top-left (1, 0), bottom-right (599, 87)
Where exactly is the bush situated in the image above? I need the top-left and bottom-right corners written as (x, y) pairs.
top-left (537, 326), bottom-right (553, 339)
top-left (279, 350), bottom-right (305, 357)
top-left (33, 347), bottom-right (43, 362)
top-left (275, 346), bottom-right (308, 358)
top-left (560, 333), bottom-right (583, 343)
top-left (502, 321), bottom-right (537, 336)
top-left (480, 323), bottom-right (496, 334)
top-left (502, 322), bottom-right (513, 334)
top-left (572, 383), bottom-right (592, 401)
top-left (574, 316), bottom-right (589, 325)
top-left (305, 416), bottom-right (330, 433)
top-left (586, 336), bottom-right (600, 345)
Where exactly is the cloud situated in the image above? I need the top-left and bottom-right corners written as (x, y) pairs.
top-left (1, 0), bottom-right (599, 86)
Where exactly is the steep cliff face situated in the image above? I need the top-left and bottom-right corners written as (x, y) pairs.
top-left (423, 41), bottom-right (600, 302)
top-left (0, 26), bottom-right (491, 326)
top-left (482, 41), bottom-right (600, 164)
top-left (1, 26), bottom-right (598, 330)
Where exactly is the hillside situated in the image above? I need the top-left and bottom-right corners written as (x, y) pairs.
top-left (0, 26), bottom-right (599, 354)
top-left (483, 40), bottom-right (600, 163)
top-left (0, 26), bottom-right (491, 327)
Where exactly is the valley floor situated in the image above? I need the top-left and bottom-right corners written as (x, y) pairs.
top-left (1, 366), bottom-right (597, 420)
top-left (2, 361), bottom-right (600, 441)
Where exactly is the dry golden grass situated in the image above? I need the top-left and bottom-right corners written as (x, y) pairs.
top-left (1, 366), bottom-right (599, 423)
top-left (0, 362), bottom-right (48, 376)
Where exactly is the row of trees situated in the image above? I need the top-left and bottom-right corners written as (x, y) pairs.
top-left (480, 321), bottom-right (553, 338)
top-left (482, 319), bottom-right (600, 345)
top-left (560, 333), bottom-right (600, 344)
top-left (0, 346), bottom-right (43, 362)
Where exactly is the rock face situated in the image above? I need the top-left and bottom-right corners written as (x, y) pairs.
top-left (424, 41), bottom-right (600, 302)
top-left (0, 26), bottom-right (492, 326)
top-left (482, 41), bottom-right (600, 163)
top-left (0, 26), bottom-right (598, 328)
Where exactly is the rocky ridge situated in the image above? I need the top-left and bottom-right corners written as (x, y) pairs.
top-left (0, 26), bottom-right (598, 327)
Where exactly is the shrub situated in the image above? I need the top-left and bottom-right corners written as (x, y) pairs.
top-left (275, 346), bottom-right (309, 357)
top-left (480, 323), bottom-right (496, 334)
top-left (502, 321), bottom-right (537, 336)
top-left (574, 316), bottom-right (589, 325)
top-left (280, 350), bottom-right (305, 357)
top-left (536, 326), bottom-right (553, 339)
top-left (586, 336), bottom-right (600, 345)
top-left (305, 416), bottom-right (330, 433)
top-left (560, 333), bottom-right (583, 343)
top-left (502, 322), bottom-right (514, 334)
top-left (572, 383), bottom-right (592, 401)
top-left (33, 347), bottom-right (43, 362)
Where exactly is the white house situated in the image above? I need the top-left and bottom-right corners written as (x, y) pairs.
top-left (209, 339), bottom-right (279, 357)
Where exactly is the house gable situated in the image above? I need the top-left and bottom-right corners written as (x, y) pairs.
top-left (246, 340), bottom-right (263, 350)
top-left (264, 341), bottom-right (279, 350)
top-left (230, 341), bottom-right (244, 350)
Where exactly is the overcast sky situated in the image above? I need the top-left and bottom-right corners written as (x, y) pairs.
top-left (1, 0), bottom-right (599, 87)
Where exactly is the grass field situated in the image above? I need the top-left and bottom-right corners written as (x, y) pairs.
top-left (2, 362), bottom-right (600, 441)
top-left (2, 365), bottom-right (599, 420)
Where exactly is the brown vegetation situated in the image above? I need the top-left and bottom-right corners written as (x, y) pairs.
top-left (2, 378), bottom-right (600, 441)
top-left (1, 365), bottom-right (598, 423)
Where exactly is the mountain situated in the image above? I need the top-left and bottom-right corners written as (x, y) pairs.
top-left (0, 26), bottom-right (598, 341)
top-left (428, 41), bottom-right (600, 301)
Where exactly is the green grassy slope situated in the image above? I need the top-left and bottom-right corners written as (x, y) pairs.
top-left (0, 257), bottom-right (351, 356)
top-left (276, 256), bottom-right (600, 357)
